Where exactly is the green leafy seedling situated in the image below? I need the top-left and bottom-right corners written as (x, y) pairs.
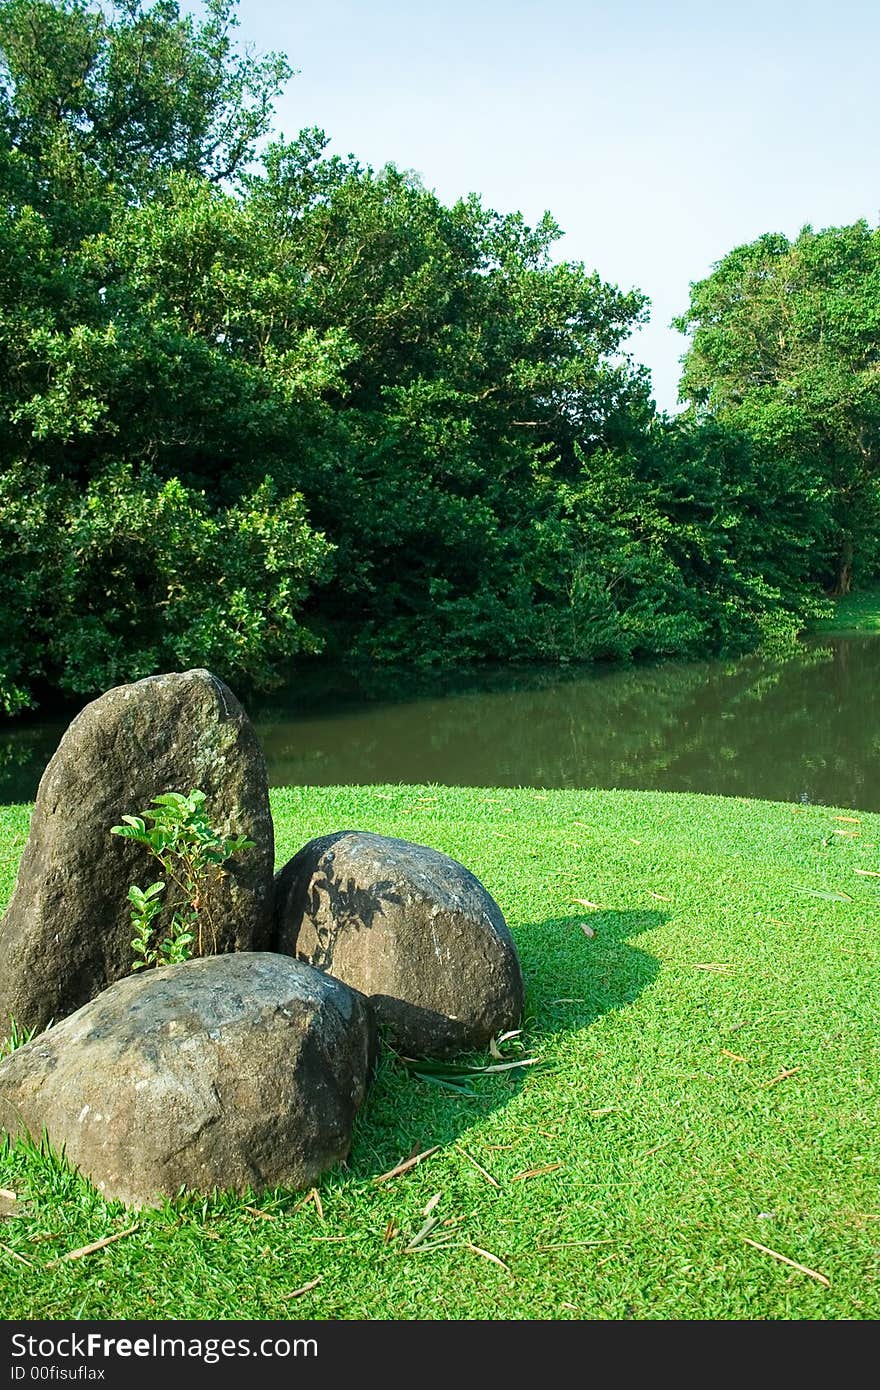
top-left (128, 880), bottom-right (167, 970)
top-left (111, 789), bottom-right (255, 973)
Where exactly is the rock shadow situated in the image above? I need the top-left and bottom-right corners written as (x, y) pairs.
top-left (342, 908), bottom-right (664, 1181)
top-left (521, 907), bottom-right (665, 1044)
top-left (298, 873), bottom-right (402, 971)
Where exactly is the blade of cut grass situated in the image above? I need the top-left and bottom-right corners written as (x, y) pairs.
top-left (489, 1029), bottom-right (523, 1058)
top-left (405, 1215), bottom-right (441, 1250)
top-left (280, 1276), bottom-right (322, 1300)
top-left (455, 1145), bottom-right (501, 1188)
top-left (1, 1241), bottom-right (33, 1267)
top-left (374, 1146), bottom-right (439, 1184)
top-left (294, 1187), bottom-right (324, 1219)
top-left (642, 1136), bottom-right (681, 1158)
top-left (411, 1071), bottom-right (477, 1095)
top-left (534, 1238), bottom-right (617, 1251)
top-left (45, 1225), bottom-right (139, 1268)
top-left (402, 1056), bottom-right (540, 1076)
top-left (793, 886), bottom-right (853, 902)
top-left (742, 1238), bottom-right (830, 1287)
top-left (466, 1243), bottom-right (511, 1273)
top-left (477, 1058), bottom-right (541, 1074)
top-left (512, 1163), bottom-right (564, 1181)
top-left (761, 1067), bottom-right (800, 1087)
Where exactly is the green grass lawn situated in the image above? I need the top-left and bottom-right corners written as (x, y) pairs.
top-left (1, 784), bottom-right (879, 1320)
top-left (810, 584), bottom-right (880, 633)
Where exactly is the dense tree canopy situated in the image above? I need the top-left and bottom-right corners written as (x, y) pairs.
top-left (676, 222), bottom-right (880, 593)
top-left (0, 0), bottom-right (290, 211)
top-left (0, 0), bottom-right (873, 716)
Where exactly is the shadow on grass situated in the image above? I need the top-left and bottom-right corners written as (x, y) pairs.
top-left (5, 912), bottom-right (663, 1210)
top-left (340, 909), bottom-right (664, 1183)
top-left (523, 908), bottom-right (665, 1041)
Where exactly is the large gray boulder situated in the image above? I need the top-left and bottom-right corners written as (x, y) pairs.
top-left (0, 953), bottom-right (375, 1207)
top-left (0, 669), bottom-right (274, 1038)
top-left (273, 831), bottom-right (524, 1057)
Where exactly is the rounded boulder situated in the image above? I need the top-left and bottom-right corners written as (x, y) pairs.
top-left (273, 831), bottom-right (524, 1058)
top-left (0, 953), bottom-right (375, 1207)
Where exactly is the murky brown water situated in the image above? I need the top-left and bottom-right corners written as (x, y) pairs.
top-left (1, 637), bottom-right (878, 810)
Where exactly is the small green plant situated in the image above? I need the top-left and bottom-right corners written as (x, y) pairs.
top-left (111, 789), bottom-right (255, 972)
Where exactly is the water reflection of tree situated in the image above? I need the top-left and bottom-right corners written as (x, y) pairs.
top-left (0, 726), bottom-right (66, 804)
top-left (253, 639), bottom-right (880, 812)
top-left (3, 640), bottom-right (879, 812)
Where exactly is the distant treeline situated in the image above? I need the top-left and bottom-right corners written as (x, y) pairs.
top-left (1, 0), bottom-right (878, 715)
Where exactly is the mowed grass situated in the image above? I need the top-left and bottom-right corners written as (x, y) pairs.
top-left (811, 584), bottom-right (880, 633)
top-left (1, 784), bottom-right (879, 1320)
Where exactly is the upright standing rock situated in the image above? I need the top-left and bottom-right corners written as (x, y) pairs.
top-left (0, 669), bottom-right (274, 1038)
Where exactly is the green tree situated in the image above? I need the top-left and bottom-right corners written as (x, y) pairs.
top-left (243, 138), bottom-right (653, 665)
top-left (675, 222), bottom-right (880, 594)
top-left (0, 2), bottom-right (336, 713)
top-left (0, 0), bottom-right (291, 220)
top-left (2, 0), bottom-right (843, 717)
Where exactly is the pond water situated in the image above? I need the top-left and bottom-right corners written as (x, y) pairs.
top-left (1, 636), bottom-right (878, 811)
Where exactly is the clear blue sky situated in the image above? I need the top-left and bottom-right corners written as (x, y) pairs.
top-left (205, 0), bottom-right (879, 412)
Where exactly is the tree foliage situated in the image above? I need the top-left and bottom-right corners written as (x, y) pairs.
top-left (0, 2), bottom-right (334, 712)
top-left (0, 0), bottom-right (868, 717)
top-left (0, 0), bottom-right (291, 213)
top-left (676, 222), bottom-right (880, 593)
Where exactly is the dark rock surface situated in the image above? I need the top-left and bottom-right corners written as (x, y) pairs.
top-left (0, 669), bottom-right (274, 1037)
top-left (274, 830), bottom-right (524, 1057)
top-left (0, 953), bottom-right (375, 1206)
